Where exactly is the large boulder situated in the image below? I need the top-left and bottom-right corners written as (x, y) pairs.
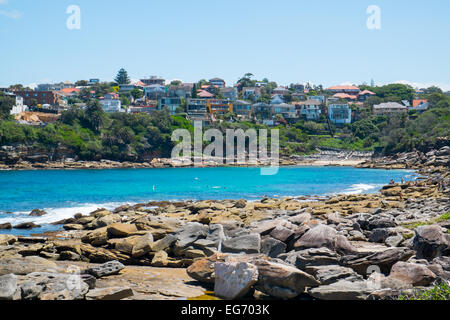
top-left (0, 223), bottom-right (12, 230)
top-left (342, 247), bottom-right (414, 275)
top-left (131, 232), bottom-right (154, 258)
top-left (0, 256), bottom-right (60, 276)
top-left (19, 272), bottom-right (89, 300)
top-left (186, 253), bottom-right (228, 284)
top-left (0, 234), bottom-right (17, 246)
top-left (260, 237), bottom-right (286, 258)
top-left (107, 223), bottom-right (138, 238)
top-left (81, 227), bottom-right (108, 246)
top-left (305, 265), bottom-right (362, 285)
top-left (0, 274), bottom-right (20, 300)
top-left (309, 279), bottom-right (374, 300)
top-left (13, 222), bottom-right (41, 230)
top-left (387, 262), bottom-right (437, 287)
top-left (214, 261), bottom-right (258, 300)
top-left (293, 224), bottom-right (356, 254)
top-left (174, 222), bottom-right (208, 250)
top-left (280, 248), bottom-right (340, 270)
top-left (269, 226), bottom-right (295, 243)
top-left (222, 234), bottom-right (261, 254)
top-left (29, 209), bottom-right (47, 217)
top-left (253, 260), bottom-right (319, 299)
top-left (413, 225), bottom-right (449, 260)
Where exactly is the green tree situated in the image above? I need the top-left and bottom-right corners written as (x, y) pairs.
top-left (85, 99), bottom-right (106, 133)
top-left (191, 84), bottom-right (198, 98)
top-left (130, 88), bottom-right (143, 100)
top-left (114, 68), bottom-right (131, 85)
top-left (0, 93), bottom-right (15, 119)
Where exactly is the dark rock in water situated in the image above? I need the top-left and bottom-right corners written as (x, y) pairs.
top-left (413, 225), bottom-right (450, 261)
top-left (17, 236), bottom-right (48, 243)
top-left (51, 218), bottom-right (76, 225)
top-left (73, 213), bottom-right (83, 219)
top-left (0, 223), bottom-right (12, 230)
top-left (222, 233), bottom-right (261, 254)
top-left (29, 209), bottom-right (47, 217)
top-left (83, 260), bottom-right (125, 278)
top-left (261, 237), bottom-right (286, 258)
top-left (13, 222), bottom-right (41, 229)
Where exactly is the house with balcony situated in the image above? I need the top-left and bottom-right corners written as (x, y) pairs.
top-left (100, 93), bottom-right (122, 113)
top-left (273, 86), bottom-right (289, 96)
top-left (300, 99), bottom-right (322, 121)
top-left (158, 97), bottom-right (182, 115)
top-left (209, 78), bottom-right (226, 89)
top-left (220, 87), bottom-right (238, 101)
top-left (233, 100), bottom-right (252, 119)
top-left (308, 95), bottom-right (326, 104)
top-left (253, 102), bottom-right (272, 120)
top-left (272, 103), bottom-right (297, 120)
top-left (328, 103), bottom-right (352, 124)
top-left (373, 102), bottom-right (407, 116)
top-left (144, 84), bottom-right (167, 99)
top-left (140, 76), bottom-right (165, 86)
top-left (242, 87), bottom-right (261, 101)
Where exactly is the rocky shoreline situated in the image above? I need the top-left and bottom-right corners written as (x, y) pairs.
top-left (0, 161), bottom-right (449, 300)
top-left (0, 149), bottom-right (371, 170)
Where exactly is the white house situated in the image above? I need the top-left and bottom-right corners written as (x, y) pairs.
top-left (9, 94), bottom-right (27, 115)
top-left (100, 93), bottom-right (122, 113)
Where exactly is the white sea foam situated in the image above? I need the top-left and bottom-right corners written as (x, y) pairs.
top-left (0, 202), bottom-right (134, 225)
top-left (341, 183), bottom-right (384, 195)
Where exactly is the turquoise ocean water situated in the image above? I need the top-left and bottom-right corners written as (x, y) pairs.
top-left (0, 166), bottom-right (416, 235)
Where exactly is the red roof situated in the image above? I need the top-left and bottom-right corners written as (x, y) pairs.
top-left (333, 93), bottom-right (358, 100)
top-left (197, 90), bottom-right (214, 98)
top-left (133, 81), bottom-right (146, 87)
top-left (359, 90), bottom-right (375, 96)
top-left (328, 85), bottom-right (360, 91)
top-left (60, 88), bottom-right (80, 94)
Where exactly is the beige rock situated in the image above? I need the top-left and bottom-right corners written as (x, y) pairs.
top-left (107, 223), bottom-right (138, 238)
top-left (0, 234), bottom-right (17, 246)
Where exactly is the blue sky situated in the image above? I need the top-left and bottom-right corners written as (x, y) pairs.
top-left (1, 0), bottom-right (449, 89)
